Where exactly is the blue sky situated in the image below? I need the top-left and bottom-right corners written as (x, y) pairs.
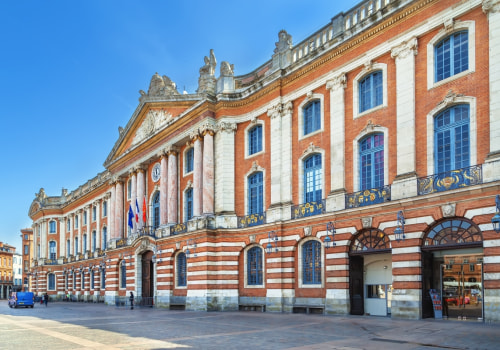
top-left (0, 0), bottom-right (359, 251)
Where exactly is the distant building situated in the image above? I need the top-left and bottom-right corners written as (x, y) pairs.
top-left (0, 242), bottom-right (15, 298)
top-left (13, 252), bottom-right (22, 292)
top-left (20, 228), bottom-right (33, 292)
top-left (28, 0), bottom-right (500, 321)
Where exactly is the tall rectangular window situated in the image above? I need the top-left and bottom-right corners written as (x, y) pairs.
top-left (247, 247), bottom-right (263, 285)
top-left (177, 253), bottom-right (187, 287)
top-left (435, 31), bottom-right (468, 82)
top-left (49, 221), bottom-right (56, 233)
top-left (303, 100), bottom-right (321, 135)
top-left (303, 241), bottom-right (321, 284)
top-left (92, 207), bottom-right (97, 221)
top-left (304, 154), bottom-right (322, 203)
top-left (185, 148), bottom-right (194, 173)
top-left (360, 134), bottom-right (384, 190)
top-left (185, 188), bottom-right (193, 221)
top-left (49, 241), bottom-right (56, 260)
top-left (248, 172), bottom-right (263, 214)
top-left (103, 201), bottom-right (107, 217)
top-left (359, 71), bottom-right (383, 113)
top-left (48, 274), bottom-right (55, 290)
top-left (248, 125), bottom-right (263, 155)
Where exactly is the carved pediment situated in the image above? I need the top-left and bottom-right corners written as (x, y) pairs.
top-left (132, 109), bottom-right (173, 146)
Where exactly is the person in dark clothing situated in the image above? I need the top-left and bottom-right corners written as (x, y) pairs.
top-left (44, 293), bottom-right (48, 307)
top-left (129, 291), bottom-right (134, 310)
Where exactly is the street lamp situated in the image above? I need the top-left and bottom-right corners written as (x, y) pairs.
top-left (266, 231), bottom-right (278, 254)
top-left (325, 222), bottom-right (336, 248)
top-left (186, 239), bottom-right (197, 259)
top-left (394, 210), bottom-right (405, 242)
top-left (492, 195), bottom-right (500, 233)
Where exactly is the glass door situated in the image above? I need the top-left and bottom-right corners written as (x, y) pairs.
top-left (442, 255), bottom-right (483, 320)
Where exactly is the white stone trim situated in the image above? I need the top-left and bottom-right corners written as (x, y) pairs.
top-left (392, 275), bottom-right (421, 282)
top-left (392, 246), bottom-right (421, 254)
top-left (243, 163), bottom-right (266, 216)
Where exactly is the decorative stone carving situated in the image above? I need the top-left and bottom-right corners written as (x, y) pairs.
top-left (283, 101), bottom-right (293, 115)
top-left (326, 73), bottom-right (347, 91)
top-left (144, 72), bottom-right (179, 97)
top-left (132, 109), bottom-right (173, 146)
top-left (441, 203), bottom-right (456, 217)
top-left (391, 37), bottom-right (418, 60)
top-left (217, 121), bottom-right (237, 134)
top-left (198, 49), bottom-right (217, 94)
top-left (304, 226), bottom-right (312, 236)
top-left (362, 217), bottom-right (372, 228)
top-left (364, 60), bottom-right (374, 71)
top-left (164, 144), bottom-right (179, 155)
top-left (249, 235), bottom-right (255, 243)
top-left (483, 0), bottom-right (500, 13)
top-left (267, 103), bottom-right (282, 119)
top-left (436, 90), bottom-right (465, 110)
top-left (275, 30), bottom-right (292, 53)
top-left (303, 142), bottom-right (321, 156)
top-left (444, 18), bottom-right (455, 32)
top-left (220, 61), bottom-right (234, 77)
top-left (361, 120), bottom-right (381, 134)
top-left (36, 188), bottom-right (47, 203)
top-left (200, 122), bottom-right (217, 136)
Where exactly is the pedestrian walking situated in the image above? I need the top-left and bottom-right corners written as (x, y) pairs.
top-left (129, 291), bottom-right (134, 310)
top-left (44, 293), bottom-right (48, 307)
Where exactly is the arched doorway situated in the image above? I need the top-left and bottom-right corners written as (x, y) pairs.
top-left (421, 218), bottom-right (483, 320)
top-left (141, 251), bottom-right (155, 307)
top-left (349, 228), bottom-right (392, 316)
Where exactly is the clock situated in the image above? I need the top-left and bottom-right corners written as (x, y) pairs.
top-left (151, 163), bottom-right (161, 182)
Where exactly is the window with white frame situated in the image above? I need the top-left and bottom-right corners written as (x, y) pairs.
top-left (120, 261), bottom-right (126, 289)
top-left (427, 21), bottom-right (475, 89)
top-left (49, 241), bottom-right (56, 260)
top-left (83, 211), bottom-right (87, 225)
top-left (303, 154), bottom-right (322, 203)
top-left (185, 147), bottom-right (194, 174)
top-left (177, 252), bottom-right (187, 287)
top-left (48, 273), bottom-right (55, 290)
top-left (102, 201), bottom-right (107, 217)
top-left (299, 239), bottom-right (323, 287)
top-left (353, 63), bottom-right (387, 119)
top-left (247, 246), bottom-right (263, 286)
top-left (49, 220), bottom-right (56, 233)
top-left (67, 218), bottom-right (70, 231)
top-left (75, 215), bottom-right (79, 229)
top-left (248, 124), bottom-right (263, 155)
top-left (92, 206), bottom-right (97, 221)
top-left (185, 188), bottom-right (193, 221)
top-left (248, 172), bottom-right (263, 215)
top-left (360, 133), bottom-right (384, 190)
top-left (102, 227), bottom-right (107, 250)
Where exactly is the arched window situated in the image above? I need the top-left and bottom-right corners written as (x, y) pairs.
top-left (120, 261), bottom-right (127, 289)
top-left (303, 240), bottom-right (321, 284)
top-left (423, 218), bottom-right (482, 248)
top-left (303, 100), bottom-right (321, 135)
top-left (360, 133), bottom-right (384, 190)
top-left (304, 154), bottom-right (322, 203)
top-left (247, 246), bottom-right (263, 285)
top-left (435, 31), bottom-right (468, 82)
top-left (435, 104), bottom-right (470, 174)
top-left (49, 241), bottom-right (56, 260)
top-left (248, 172), bottom-right (263, 215)
top-left (351, 229), bottom-right (390, 252)
top-left (185, 188), bottom-right (193, 221)
top-left (177, 253), bottom-right (187, 287)
top-left (359, 71), bottom-right (382, 113)
top-left (48, 273), bottom-right (55, 290)
top-left (248, 125), bottom-right (263, 155)
top-left (152, 192), bottom-right (160, 229)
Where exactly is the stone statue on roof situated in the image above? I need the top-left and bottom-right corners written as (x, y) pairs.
top-left (145, 72), bottom-right (180, 97)
top-left (198, 49), bottom-right (217, 94)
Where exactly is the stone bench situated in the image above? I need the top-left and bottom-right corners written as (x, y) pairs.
top-left (292, 304), bottom-right (324, 314)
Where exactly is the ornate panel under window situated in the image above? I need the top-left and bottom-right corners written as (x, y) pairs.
top-left (417, 164), bottom-right (481, 195)
top-left (346, 186), bottom-right (391, 209)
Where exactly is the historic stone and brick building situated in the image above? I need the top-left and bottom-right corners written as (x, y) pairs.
top-left (28, 0), bottom-right (500, 321)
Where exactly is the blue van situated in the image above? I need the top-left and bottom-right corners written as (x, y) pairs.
top-left (8, 292), bottom-right (34, 308)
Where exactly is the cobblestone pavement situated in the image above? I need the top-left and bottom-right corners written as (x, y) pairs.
top-left (0, 302), bottom-right (498, 349)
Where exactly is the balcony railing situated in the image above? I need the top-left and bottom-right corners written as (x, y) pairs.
top-left (417, 165), bottom-right (482, 195)
top-left (44, 258), bottom-right (58, 265)
top-left (138, 226), bottom-right (156, 238)
top-left (345, 185), bottom-right (391, 209)
top-left (170, 223), bottom-right (187, 235)
top-left (291, 200), bottom-right (325, 219)
top-left (238, 212), bottom-right (266, 228)
top-left (116, 238), bottom-right (128, 248)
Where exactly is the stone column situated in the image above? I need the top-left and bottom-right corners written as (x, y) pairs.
top-left (109, 184), bottom-right (115, 239)
top-left (483, 0), bottom-right (500, 182)
top-left (136, 167), bottom-right (145, 228)
top-left (76, 210), bottom-right (82, 255)
top-left (115, 180), bottom-right (124, 239)
top-left (94, 200), bottom-right (100, 251)
top-left (391, 38), bottom-right (418, 200)
top-left (40, 220), bottom-right (47, 259)
top-left (201, 125), bottom-right (215, 216)
top-left (167, 146), bottom-right (179, 224)
top-left (59, 218), bottom-right (65, 257)
top-left (267, 104), bottom-right (283, 208)
top-left (130, 170), bottom-right (137, 232)
top-left (68, 213), bottom-right (74, 256)
top-left (160, 152), bottom-right (169, 226)
top-left (326, 74), bottom-right (347, 211)
top-left (280, 102), bottom-right (293, 208)
top-left (214, 122), bottom-right (237, 226)
top-left (192, 131), bottom-right (203, 218)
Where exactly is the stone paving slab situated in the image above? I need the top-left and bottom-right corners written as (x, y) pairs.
top-left (0, 301), bottom-right (499, 349)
